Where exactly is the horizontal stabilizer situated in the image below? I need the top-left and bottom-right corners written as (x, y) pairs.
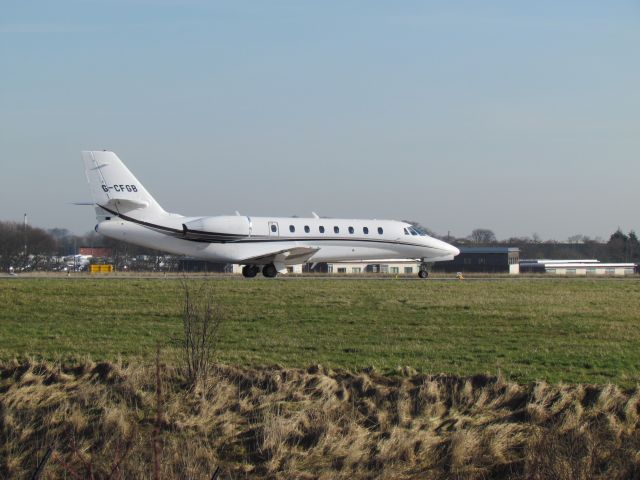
top-left (102, 198), bottom-right (150, 211)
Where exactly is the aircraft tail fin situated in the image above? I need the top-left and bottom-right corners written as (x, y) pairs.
top-left (82, 151), bottom-right (167, 221)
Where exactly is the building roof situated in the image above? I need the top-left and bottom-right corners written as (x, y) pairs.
top-left (521, 259), bottom-right (600, 264)
top-left (545, 263), bottom-right (636, 268)
top-left (459, 247), bottom-right (519, 254)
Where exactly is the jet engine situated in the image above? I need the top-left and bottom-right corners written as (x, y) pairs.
top-left (182, 215), bottom-right (251, 241)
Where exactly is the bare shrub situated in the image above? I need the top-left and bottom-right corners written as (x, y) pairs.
top-left (180, 280), bottom-right (224, 388)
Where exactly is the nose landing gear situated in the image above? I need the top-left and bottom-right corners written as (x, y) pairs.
top-left (418, 261), bottom-right (430, 279)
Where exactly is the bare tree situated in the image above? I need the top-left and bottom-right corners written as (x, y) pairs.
top-left (468, 228), bottom-right (497, 244)
top-left (567, 234), bottom-right (587, 244)
top-left (181, 280), bottom-right (224, 387)
top-left (0, 221), bottom-right (56, 271)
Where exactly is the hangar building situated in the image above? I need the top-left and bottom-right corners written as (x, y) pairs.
top-left (433, 247), bottom-right (520, 274)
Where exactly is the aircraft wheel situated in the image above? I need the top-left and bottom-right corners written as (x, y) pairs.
top-left (242, 265), bottom-right (258, 278)
top-left (262, 264), bottom-right (278, 278)
top-left (418, 269), bottom-right (429, 279)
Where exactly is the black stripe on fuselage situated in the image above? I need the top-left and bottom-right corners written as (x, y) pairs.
top-left (96, 205), bottom-right (440, 250)
top-left (184, 228), bottom-right (246, 239)
top-left (98, 205), bottom-right (182, 235)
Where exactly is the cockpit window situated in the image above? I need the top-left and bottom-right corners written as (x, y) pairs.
top-left (404, 228), bottom-right (410, 235)
top-left (408, 225), bottom-right (428, 236)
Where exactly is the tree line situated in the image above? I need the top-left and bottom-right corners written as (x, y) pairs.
top-left (461, 228), bottom-right (640, 263)
top-left (0, 220), bottom-right (165, 271)
top-left (1, 219), bottom-right (639, 272)
top-left (405, 222), bottom-right (640, 263)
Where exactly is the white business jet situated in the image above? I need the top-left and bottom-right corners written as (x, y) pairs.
top-left (83, 151), bottom-right (459, 278)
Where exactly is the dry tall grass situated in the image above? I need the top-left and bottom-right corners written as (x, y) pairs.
top-left (1, 360), bottom-right (639, 479)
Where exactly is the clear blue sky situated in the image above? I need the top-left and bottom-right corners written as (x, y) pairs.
top-left (1, 1), bottom-right (638, 240)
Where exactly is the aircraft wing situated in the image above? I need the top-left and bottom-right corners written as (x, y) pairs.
top-left (238, 246), bottom-right (320, 272)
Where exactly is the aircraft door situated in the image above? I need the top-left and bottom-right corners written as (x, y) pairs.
top-left (268, 221), bottom-right (279, 236)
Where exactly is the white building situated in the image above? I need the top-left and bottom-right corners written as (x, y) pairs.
top-left (326, 260), bottom-right (421, 275)
top-left (545, 263), bottom-right (636, 276)
top-left (522, 259), bottom-right (637, 276)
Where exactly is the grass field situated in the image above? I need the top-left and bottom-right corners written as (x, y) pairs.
top-left (1, 276), bottom-right (639, 385)
top-left (2, 276), bottom-right (640, 479)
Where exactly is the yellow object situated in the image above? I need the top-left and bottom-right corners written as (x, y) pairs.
top-left (456, 272), bottom-right (464, 280)
top-left (90, 264), bottom-right (113, 273)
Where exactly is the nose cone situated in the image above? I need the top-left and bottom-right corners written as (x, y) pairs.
top-left (426, 237), bottom-right (460, 260)
top-left (433, 238), bottom-right (460, 257)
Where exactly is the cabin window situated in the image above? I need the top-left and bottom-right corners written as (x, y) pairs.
top-left (289, 225), bottom-right (295, 233)
top-left (348, 226), bottom-right (354, 234)
top-left (334, 226), bottom-right (340, 234)
top-left (363, 227), bottom-right (369, 234)
top-left (271, 224), bottom-right (277, 233)
top-left (319, 226), bottom-right (325, 233)
top-left (304, 225), bottom-right (310, 233)
top-left (378, 227), bottom-right (383, 234)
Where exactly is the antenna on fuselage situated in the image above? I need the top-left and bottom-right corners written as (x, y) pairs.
top-left (312, 212), bottom-right (319, 219)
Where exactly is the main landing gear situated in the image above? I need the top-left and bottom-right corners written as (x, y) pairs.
top-left (262, 264), bottom-right (278, 278)
top-left (241, 265), bottom-right (259, 278)
top-left (241, 264), bottom-right (278, 278)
